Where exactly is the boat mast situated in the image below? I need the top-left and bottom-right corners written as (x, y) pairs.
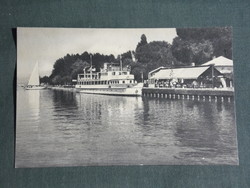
top-left (90, 54), bottom-right (93, 79)
top-left (120, 55), bottom-right (122, 71)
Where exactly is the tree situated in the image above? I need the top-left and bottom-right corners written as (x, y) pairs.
top-left (51, 75), bottom-right (62, 85)
top-left (40, 76), bottom-right (50, 84)
top-left (172, 27), bottom-right (232, 65)
top-left (131, 64), bottom-right (146, 82)
top-left (134, 41), bottom-right (179, 79)
top-left (61, 76), bottom-right (72, 85)
top-left (171, 38), bottom-right (214, 65)
top-left (71, 59), bottom-right (90, 79)
top-left (135, 34), bottom-right (148, 55)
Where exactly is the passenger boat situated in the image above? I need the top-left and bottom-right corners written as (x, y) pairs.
top-left (25, 62), bottom-right (46, 90)
top-left (75, 62), bottom-right (143, 96)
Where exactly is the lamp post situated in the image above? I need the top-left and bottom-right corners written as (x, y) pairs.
top-left (119, 55), bottom-right (123, 71)
top-left (90, 54), bottom-right (93, 80)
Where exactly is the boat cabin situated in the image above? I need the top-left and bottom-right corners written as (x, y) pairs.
top-left (77, 63), bottom-right (136, 85)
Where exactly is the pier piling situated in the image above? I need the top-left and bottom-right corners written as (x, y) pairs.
top-left (142, 88), bottom-right (234, 102)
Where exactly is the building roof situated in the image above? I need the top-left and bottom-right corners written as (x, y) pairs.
top-left (148, 66), bottom-right (165, 76)
top-left (151, 66), bottom-right (211, 80)
top-left (202, 56), bottom-right (233, 66)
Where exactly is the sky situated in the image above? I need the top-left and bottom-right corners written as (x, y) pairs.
top-left (17, 27), bottom-right (177, 83)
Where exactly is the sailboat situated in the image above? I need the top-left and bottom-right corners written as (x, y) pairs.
top-left (26, 62), bottom-right (46, 90)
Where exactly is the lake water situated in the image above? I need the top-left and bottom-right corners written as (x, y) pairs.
top-left (15, 87), bottom-right (238, 168)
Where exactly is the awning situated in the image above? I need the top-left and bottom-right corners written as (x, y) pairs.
top-left (151, 66), bottom-right (210, 80)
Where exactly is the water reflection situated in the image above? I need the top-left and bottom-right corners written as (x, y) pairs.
top-left (173, 100), bottom-right (237, 164)
top-left (27, 90), bottom-right (40, 121)
top-left (15, 89), bottom-right (238, 167)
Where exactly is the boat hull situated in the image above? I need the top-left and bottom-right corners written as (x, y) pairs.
top-left (77, 83), bottom-right (143, 96)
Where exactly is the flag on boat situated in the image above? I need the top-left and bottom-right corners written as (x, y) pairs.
top-left (131, 51), bottom-right (136, 62)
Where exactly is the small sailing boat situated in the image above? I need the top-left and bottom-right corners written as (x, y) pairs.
top-left (26, 62), bottom-right (46, 90)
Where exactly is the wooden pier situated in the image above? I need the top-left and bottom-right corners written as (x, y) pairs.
top-left (142, 88), bottom-right (234, 102)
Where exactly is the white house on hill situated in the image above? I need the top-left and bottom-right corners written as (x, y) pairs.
top-left (202, 56), bottom-right (233, 87)
top-left (202, 56), bottom-right (233, 74)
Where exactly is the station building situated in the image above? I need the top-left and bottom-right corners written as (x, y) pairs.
top-left (148, 56), bottom-right (233, 88)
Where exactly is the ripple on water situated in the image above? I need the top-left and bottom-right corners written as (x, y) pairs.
top-left (15, 89), bottom-right (238, 167)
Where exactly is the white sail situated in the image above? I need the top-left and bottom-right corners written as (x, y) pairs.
top-left (28, 62), bottom-right (40, 86)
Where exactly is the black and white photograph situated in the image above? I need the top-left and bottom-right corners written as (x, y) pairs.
top-left (16, 27), bottom-right (238, 168)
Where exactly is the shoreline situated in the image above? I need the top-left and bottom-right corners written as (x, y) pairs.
top-left (49, 86), bottom-right (234, 98)
top-left (49, 86), bottom-right (76, 92)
